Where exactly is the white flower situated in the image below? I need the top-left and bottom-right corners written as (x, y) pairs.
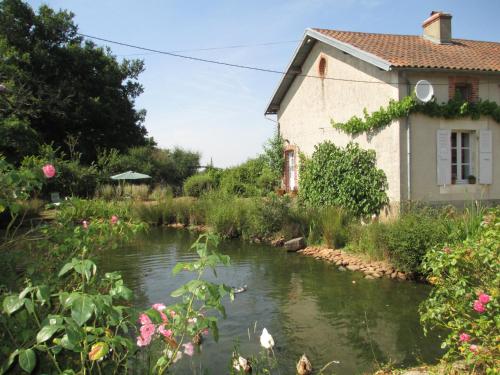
top-left (260, 328), bottom-right (274, 349)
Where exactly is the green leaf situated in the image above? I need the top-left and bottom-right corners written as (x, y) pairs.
top-left (3, 295), bottom-right (24, 315)
top-left (36, 285), bottom-right (50, 305)
top-left (71, 295), bottom-right (95, 326)
top-left (58, 261), bottom-right (75, 277)
top-left (1, 349), bottom-right (19, 374)
top-left (170, 286), bottom-right (186, 298)
top-left (18, 349), bottom-right (36, 373)
top-left (36, 324), bottom-right (62, 343)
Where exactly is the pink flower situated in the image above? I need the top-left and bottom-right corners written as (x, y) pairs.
top-left (478, 293), bottom-right (490, 304)
top-left (188, 317), bottom-right (197, 324)
top-left (152, 303), bottom-right (166, 311)
top-left (169, 310), bottom-right (176, 318)
top-left (182, 342), bottom-right (194, 356)
top-left (138, 313), bottom-right (152, 325)
top-left (202, 328), bottom-right (209, 336)
top-left (443, 247), bottom-right (451, 254)
top-left (470, 344), bottom-right (479, 353)
top-left (140, 323), bottom-right (155, 341)
top-left (158, 324), bottom-right (173, 338)
top-left (137, 334), bottom-right (151, 347)
top-left (473, 300), bottom-right (486, 313)
top-left (82, 220), bottom-right (88, 229)
top-left (110, 215), bottom-right (119, 224)
top-left (42, 164), bottom-right (56, 178)
top-left (167, 350), bottom-right (182, 363)
top-left (459, 333), bottom-right (471, 342)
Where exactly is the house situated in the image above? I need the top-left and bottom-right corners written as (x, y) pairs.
top-left (265, 11), bottom-right (500, 210)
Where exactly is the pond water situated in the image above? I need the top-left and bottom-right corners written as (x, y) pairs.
top-left (99, 228), bottom-right (442, 374)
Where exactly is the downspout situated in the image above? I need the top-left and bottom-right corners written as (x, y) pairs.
top-left (405, 76), bottom-right (412, 202)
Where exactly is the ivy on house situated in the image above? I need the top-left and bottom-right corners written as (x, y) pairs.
top-left (331, 96), bottom-right (500, 136)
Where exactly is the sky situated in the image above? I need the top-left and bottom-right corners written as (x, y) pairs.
top-left (27, 0), bottom-right (500, 167)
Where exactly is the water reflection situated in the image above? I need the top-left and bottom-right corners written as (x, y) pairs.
top-left (98, 228), bottom-right (442, 374)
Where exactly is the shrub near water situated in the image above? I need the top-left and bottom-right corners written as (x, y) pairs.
top-left (383, 209), bottom-right (450, 274)
top-left (299, 142), bottom-right (388, 217)
top-left (420, 208), bottom-right (499, 372)
top-left (183, 173), bottom-right (216, 197)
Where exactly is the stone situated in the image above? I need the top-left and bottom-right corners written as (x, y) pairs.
top-left (347, 264), bottom-right (360, 271)
top-left (365, 275), bottom-right (375, 279)
top-left (338, 266), bottom-right (347, 272)
top-left (284, 237), bottom-right (306, 251)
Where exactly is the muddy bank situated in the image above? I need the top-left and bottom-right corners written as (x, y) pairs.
top-left (298, 246), bottom-right (411, 281)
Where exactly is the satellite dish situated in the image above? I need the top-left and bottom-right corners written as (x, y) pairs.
top-left (414, 80), bottom-right (434, 103)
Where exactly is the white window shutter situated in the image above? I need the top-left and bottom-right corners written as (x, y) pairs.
top-left (479, 129), bottom-right (492, 184)
top-left (437, 129), bottom-right (451, 185)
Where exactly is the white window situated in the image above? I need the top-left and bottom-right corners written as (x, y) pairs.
top-left (437, 129), bottom-right (492, 186)
top-left (286, 151), bottom-right (296, 191)
top-left (451, 131), bottom-right (475, 184)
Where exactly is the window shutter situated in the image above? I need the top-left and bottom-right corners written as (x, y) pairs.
top-left (479, 129), bottom-right (492, 184)
top-left (437, 130), bottom-right (451, 185)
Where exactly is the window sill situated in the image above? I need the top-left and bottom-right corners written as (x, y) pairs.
top-left (440, 184), bottom-right (480, 194)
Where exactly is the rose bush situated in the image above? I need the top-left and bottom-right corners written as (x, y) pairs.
top-left (420, 208), bottom-right (499, 372)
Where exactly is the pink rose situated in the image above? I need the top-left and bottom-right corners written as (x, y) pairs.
top-left (110, 215), bottom-right (119, 224)
top-left (169, 310), bottom-right (176, 318)
top-left (182, 342), bottom-right (194, 356)
top-left (152, 303), bottom-right (166, 311)
top-left (478, 293), bottom-right (490, 304)
top-left (42, 164), bottom-right (56, 178)
top-left (82, 220), bottom-right (88, 229)
top-left (138, 313), bottom-right (152, 325)
top-left (158, 324), bottom-right (173, 338)
top-left (459, 333), bottom-right (471, 342)
top-left (140, 323), bottom-right (155, 341)
top-left (473, 300), bottom-right (485, 313)
top-left (470, 344), bottom-right (479, 353)
top-left (136, 334), bottom-right (151, 347)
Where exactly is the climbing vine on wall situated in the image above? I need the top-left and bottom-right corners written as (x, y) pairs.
top-left (331, 96), bottom-right (500, 136)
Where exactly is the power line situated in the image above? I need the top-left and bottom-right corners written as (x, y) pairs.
top-left (78, 33), bottom-right (484, 86)
top-left (116, 40), bottom-right (300, 57)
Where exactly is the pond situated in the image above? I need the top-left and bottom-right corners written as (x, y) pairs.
top-left (98, 228), bottom-right (443, 374)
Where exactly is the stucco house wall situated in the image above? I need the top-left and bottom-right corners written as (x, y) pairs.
top-left (277, 41), bottom-right (403, 202)
top-left (403, 72), bottom-right (500, 203)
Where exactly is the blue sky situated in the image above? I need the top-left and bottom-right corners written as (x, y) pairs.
top-left (28, 0), bottom-right (500, 167)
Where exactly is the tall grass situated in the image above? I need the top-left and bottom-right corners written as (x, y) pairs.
top-left (319, 206), bottom-right (351, 249)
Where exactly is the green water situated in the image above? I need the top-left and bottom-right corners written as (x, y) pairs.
top-left (99, 228), bottom-right (443, 374)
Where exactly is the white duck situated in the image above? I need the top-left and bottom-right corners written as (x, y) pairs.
top-left (259, 328), bottom-right (275, 350)
top-left (296, 354), bottom-right (312, 375)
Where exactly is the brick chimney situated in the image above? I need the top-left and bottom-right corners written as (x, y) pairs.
top-left (422, 11), bottom-right (452, 44)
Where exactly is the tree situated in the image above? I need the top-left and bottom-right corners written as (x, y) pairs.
top-left (0, 0), bottom-right (148, 164)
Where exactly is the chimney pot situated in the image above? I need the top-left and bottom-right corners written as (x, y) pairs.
top-left (422, 11), bottom-right (452, 44)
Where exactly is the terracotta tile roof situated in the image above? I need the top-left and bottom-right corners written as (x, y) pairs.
top-left (312, 28), bottom-right (500, 72)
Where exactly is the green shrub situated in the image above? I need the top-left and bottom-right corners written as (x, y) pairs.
top-left (149, 185), bottom-right (173, 201)
top-left (170, 197), bottom-right (196, 225)
top-left (242, 195), bottom-right (290, 240)
top-left (319, 206), bottom-right (351, 249)
top-left (420, 208), bottom-right (499, 371)
top-left (123, 184), bottom-right (150, 200)
top-left (384, 210), bottom-right (449, 273)
top-left (57, 198), bottom-right (133, 224)
top-left (347, 221), bottom-right (388, 260)
top-left (18, 198), bottom-right (45, 219)
top-left (299, 142), bottom-right (388, 216)
top-left (95, 184), bottom-right (118, 200)
top-left (183, 173), bottom-right (216, 197)
top-left (201, 192), bottom-right (249, 238)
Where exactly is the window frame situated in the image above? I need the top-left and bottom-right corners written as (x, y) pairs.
top-left (451, 130), bottom-right (475, 184)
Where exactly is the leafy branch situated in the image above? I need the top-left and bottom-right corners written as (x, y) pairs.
top-left (331, 96), bottom-right (500, 136)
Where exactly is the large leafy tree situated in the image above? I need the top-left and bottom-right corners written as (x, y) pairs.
top-left (0, 0), bottom-right (148, 163)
